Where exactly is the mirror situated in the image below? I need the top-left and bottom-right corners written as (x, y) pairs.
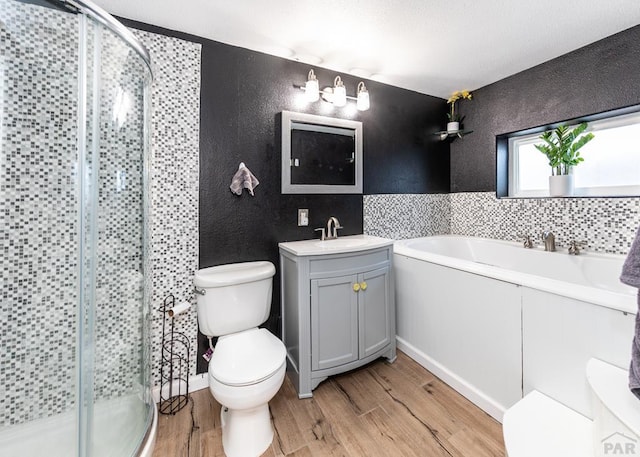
top-left (281, 110), bottom-right (363, 194)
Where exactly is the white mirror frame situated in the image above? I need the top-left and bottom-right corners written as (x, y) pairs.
top-left (281, 110), bottom-right (363, 194)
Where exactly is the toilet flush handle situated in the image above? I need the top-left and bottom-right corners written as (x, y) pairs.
top-left (194, 287), bottom-right (206, 296)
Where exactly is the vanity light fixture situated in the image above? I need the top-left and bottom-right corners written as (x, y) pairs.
top-left (296, 69), bottom-right (370, 111)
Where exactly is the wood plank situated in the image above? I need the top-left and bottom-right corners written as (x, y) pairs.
top-left (390, 351), bottom-right (437, 387)
top-left (448, 427), bottom-right (505, 457)
top-left (312, 380), bottom-right (388, 456)
top-left (277, 377), bottom-right (351, 456)
top-left (370, 358), bottom-right (464, 440)
top-left (270, 380), bottom-right (308, 455)
top-left (422, 379), bottom-right (504, 447)
top-left (191, 390), bottom-right (221, 457)
top-left (359, 406), bottom-right (453, 457)
top-left (285, 445), bottom-right (313, 457)
top-left (153, 397), bottom-right (196, 457)
top-left (330, 368), bottom-right (390, 417)
top-left (376, 393), bottom-right (464, 457)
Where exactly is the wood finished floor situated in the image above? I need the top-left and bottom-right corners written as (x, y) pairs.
top-left (152, 351), bottom-right (505, 457)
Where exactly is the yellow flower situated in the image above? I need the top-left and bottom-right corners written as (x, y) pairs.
top-left (447, 90), bottom-right (472, 104)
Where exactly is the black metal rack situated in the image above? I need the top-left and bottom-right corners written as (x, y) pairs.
top-left (159, 294), bottom-right (190, 415)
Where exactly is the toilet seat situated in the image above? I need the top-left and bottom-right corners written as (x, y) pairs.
top-left (210, 328), bottom-right (286, 387)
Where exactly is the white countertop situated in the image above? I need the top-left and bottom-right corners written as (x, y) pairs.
top-left (279, 234), bottom-right (394, 257)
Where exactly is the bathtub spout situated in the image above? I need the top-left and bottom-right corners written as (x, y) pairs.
top-left (542, 231), bottom-right (556, 252)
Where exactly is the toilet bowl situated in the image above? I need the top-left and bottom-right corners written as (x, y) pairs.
top-left (209, 328), bottom-right (286, 457)
top-left (194, 261), bottom-right (286, 457)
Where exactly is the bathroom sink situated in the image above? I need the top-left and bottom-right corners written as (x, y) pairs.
top-left (313, 238), bottom-right (372, 249)
top-left (279, 234), bottom-right (394, 256)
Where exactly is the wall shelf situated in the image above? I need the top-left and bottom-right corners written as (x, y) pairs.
top-left (434, 129), bottom-right (473, 141)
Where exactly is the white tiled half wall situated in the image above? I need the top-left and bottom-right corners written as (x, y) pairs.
top-left (365, 192), bottom-right (640, 255)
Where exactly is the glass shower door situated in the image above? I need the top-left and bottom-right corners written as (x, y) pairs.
top-left (79, 13), bottom-right (152, 457)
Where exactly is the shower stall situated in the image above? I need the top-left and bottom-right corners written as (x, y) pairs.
top-left (0, 0), bottom-right (156, 455)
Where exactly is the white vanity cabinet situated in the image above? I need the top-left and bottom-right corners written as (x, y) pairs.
top-left (279, 236), bottom-right (396, 398)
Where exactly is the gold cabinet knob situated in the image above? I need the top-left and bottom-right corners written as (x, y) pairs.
top-left (360, 282), bottom-right (367, 291)
top-left (353, 283), bottom-right (360, 292)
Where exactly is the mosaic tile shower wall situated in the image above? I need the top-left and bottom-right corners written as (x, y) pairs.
top-left (0, 2), bottom-right (200, 426)
top-left (450, 192), bottom-right (640, 255)
top-left (133, 29), bottom-right (201, 389)
top-left (363, 194), bottom-right (451, 239)
top-left (0, 3), bottom-right (79, 425)
top-left (91, 24), bottom-right (148, 403)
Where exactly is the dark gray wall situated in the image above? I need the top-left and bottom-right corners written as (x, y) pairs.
top-left (120, 19), bottom-right (449, 371)
top-left (451, 25), bottom-right (640, 192)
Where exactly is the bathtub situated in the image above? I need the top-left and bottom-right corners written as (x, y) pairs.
top-left (393, 235), bottom-right (637, 422)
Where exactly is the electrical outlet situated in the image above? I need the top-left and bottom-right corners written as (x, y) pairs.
top-left (298, 209), bottom-right (309, 226)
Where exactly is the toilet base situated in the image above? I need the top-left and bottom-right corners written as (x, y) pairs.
top-left (221, 403), bottom-right (274, 457)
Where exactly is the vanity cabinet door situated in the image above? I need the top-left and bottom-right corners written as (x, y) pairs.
top-left (358, 267), bottom-right (392, 359)
top-left (311, 274), bottom-right (359, 371)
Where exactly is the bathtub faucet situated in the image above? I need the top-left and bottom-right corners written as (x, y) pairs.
top-left (523, 235), bottom-right (534, 249)
top-left (542, 231), bottom-right (556, 252)
top-left (568, 240), bottom-right (587, 255)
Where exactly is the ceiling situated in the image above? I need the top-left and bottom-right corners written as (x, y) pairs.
top-left (94, 0), bottom-right (640, 98)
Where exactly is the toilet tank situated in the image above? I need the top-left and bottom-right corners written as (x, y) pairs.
top-left (194, 261), bottom-right (275, 337)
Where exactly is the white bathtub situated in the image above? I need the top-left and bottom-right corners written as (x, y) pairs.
top-left (393, 235), bottom-right (637, 422)
top-left (394, 235), bottom-right (636, 313)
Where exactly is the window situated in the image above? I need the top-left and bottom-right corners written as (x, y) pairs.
top-left (504, 110), bottom-right (640, 198)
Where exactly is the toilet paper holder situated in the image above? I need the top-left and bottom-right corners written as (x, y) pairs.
top-left (159, 294), bottom-right (191, 415)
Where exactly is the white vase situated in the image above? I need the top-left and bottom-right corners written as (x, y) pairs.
top-left (549, 174), bottom-right (574, 197)
top-left (447, 121), bottom-right (459, 133)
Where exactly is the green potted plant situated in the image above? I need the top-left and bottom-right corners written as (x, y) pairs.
top-left (447, 90), bottom-right (472, 132)
top-left (534, 122), bottom-right (595, 197)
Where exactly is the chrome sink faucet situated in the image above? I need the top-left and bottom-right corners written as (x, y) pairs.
top-left (542, 231), bottom-right (556, 252)
top-left (326, 216), bottom-right (343, 240)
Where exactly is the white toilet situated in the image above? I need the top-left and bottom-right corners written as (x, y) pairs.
top-left (194, 261), bottom-right (286, 457)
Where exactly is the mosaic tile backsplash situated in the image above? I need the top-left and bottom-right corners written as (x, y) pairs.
top-left (364, 194), bottom-right (451, 239)
top-left (364, 192), bottom-right (640, 256)
top-left (449, 193), bottom-right (640, 255)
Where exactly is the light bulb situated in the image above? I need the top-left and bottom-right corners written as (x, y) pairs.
top-left (333, 76), bottom-right (346, 107)
top-left (356, 82), bottom-right (369, 111)
top-left (305, 69), bottom-right (319, 102)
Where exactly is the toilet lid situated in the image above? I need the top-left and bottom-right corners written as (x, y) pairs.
top-left (209, 328), bottom-right (286, 387)
top-left (194, 261), bottom-right (275, 288)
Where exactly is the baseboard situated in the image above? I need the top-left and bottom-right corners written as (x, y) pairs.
top-left (151, 373), bottom-right (209, 404)
top-left (396, 336), bottom-right (505, 423)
